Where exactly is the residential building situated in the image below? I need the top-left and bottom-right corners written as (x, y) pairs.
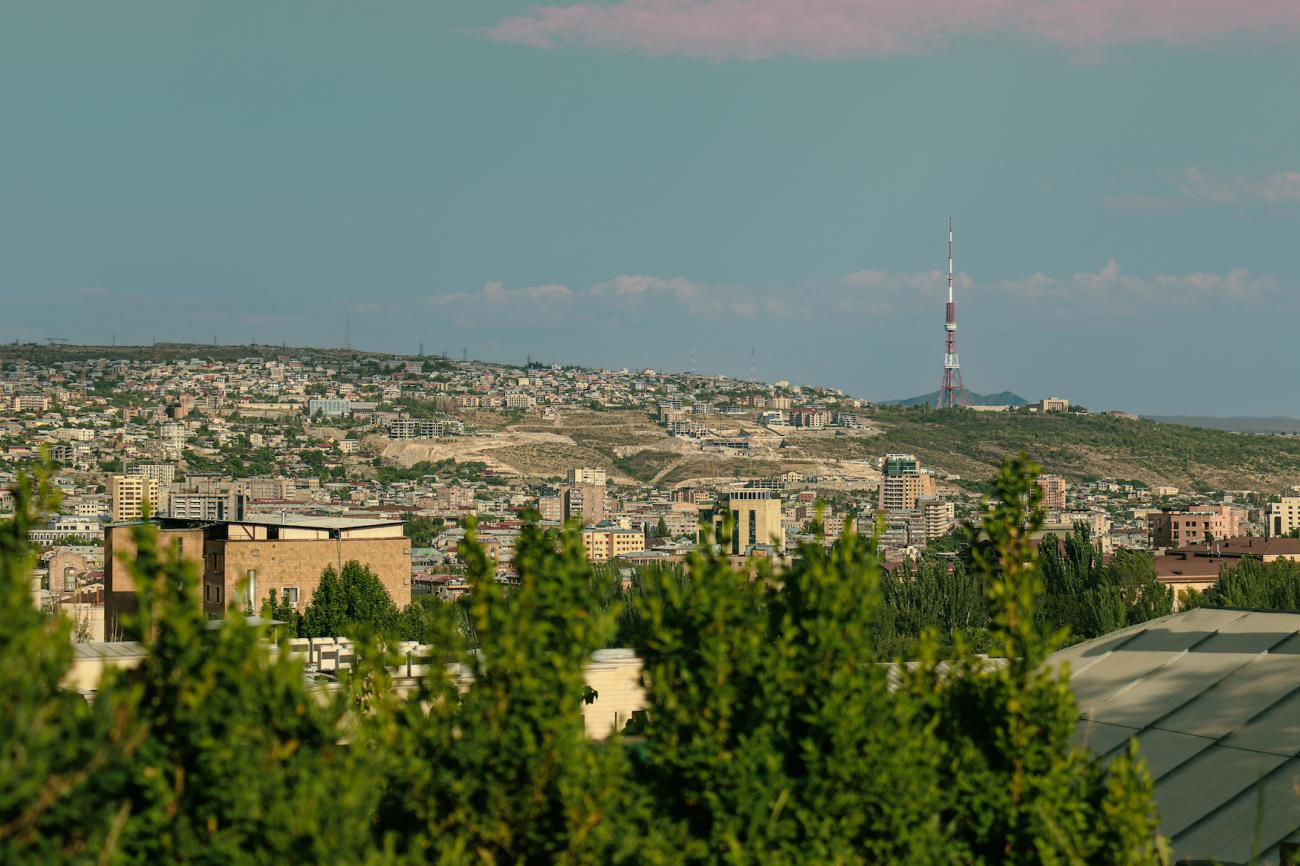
top-left (878, 453), bottom-right (937, 514)
top-left (581, 523), bottom-right (646, 562)
top-left (1267, 496), bottom-right (1300, 537)
top-left (1036, 474), bottom-right (1067, 512)
top-left (168, 491), bottom-right (247, 522)
top-left (789, 407), bottom-right (831, 429)
top-left (920, 498), bottom-right (956, 540)
top-left (537, 492), bottom-right (565, 522)
top-left (1148, 505), bottom-right (1242, 548)
top-left (109, 475), bottom-right (162, 522)
top-left (127, 463), bottom-right (177, 486)
top-left (567, 467), bottom-right (608, 486)
top-left (565, 483), bottom-right (607, 525)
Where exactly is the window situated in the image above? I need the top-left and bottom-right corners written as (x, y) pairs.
top-left (281, 587), bottom-right (299, 607)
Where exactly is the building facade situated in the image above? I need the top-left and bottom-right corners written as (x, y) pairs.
top-left (1267, 497), bottom-right (1300, 537)
top-left (104, 516), bottom-right (411, 638)
top-left (1148, 505), bottom-right (1242, 548)
top-left (1036, 474), bottom-right (1067, 513)
top-left (714, 488), bottom-right (785, 555)
top-left (878, 454), bottom-right (937, 514)
top-left (581, 524), bottom-right (646, 562)
top-left (109, 475), bottom-right (162, 522)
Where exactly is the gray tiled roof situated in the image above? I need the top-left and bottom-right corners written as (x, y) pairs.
top-left (1053, 607), bottom-right (1300, 865)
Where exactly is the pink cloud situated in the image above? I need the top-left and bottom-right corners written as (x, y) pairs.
top-left (485, 0), bottom-right (1300, 59)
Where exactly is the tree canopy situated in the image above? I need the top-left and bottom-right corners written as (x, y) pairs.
top-left (0, 456), bottom-right (1167, 864)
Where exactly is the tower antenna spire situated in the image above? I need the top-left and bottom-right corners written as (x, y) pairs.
top-left (937, 218), bottom-right (967, 409)
top-left (947, 217), bottom-right (954, 303)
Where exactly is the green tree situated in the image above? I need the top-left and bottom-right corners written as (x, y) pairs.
top-left (96, 522), bottom-right (376, 864)
top-left (0, 465), bottom-right (125, 863)
top-left (369, 520), bottom-right (649, 864)
top-left (1207, 557), bottom-right (1300, 609)
top-left (301, 561), bottom-right (399, 637)
top-left (1038, 526), bottom-right (1172, 641)
top-left (910, 455), bottom-right (1164, 864)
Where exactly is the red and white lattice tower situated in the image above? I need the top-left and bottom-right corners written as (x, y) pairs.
top-left (937, 218), bottom-right (968, 409)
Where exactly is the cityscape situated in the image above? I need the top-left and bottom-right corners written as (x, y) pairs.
top-left (3, 2), bottom-right (1300, 864)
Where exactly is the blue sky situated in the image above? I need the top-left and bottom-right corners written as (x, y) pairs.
top-left (2, 1), bottom-right (1298, 414)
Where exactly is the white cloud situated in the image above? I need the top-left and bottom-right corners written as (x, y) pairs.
top-left (427, 280), bottom-right (573, 308)
top-left (996, 260), bottom-right (1276, 313)
top-left (837, 269), bottom-right (974, 314)
top-left (1106, 166), bottom-right (1300, 209)
top-left (590, 274), bottom-right (759, 317)
top-left (1254, 171), bottom-right (1300, 203)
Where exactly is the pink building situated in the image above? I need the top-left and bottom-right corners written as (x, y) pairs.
top-left (1147, 505), bottom-right (1242, 548)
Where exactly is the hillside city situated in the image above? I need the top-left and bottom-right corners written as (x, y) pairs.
top-left (7, 344), bottom-right (1300, 645)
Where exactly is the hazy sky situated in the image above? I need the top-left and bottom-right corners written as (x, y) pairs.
top-left (3, 1), bottom-right (1298, 414)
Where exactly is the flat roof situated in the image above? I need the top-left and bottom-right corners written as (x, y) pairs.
top-left (1053, 607), bottom-right (1300, 864)
top-left (236, 514), bottom-right (402, 530)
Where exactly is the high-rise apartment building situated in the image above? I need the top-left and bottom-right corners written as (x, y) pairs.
top-left (168, 491), bottom-right (247, 522)
top-left (567, 468), bottom-right (608, 486)
top-left (564, 483), bottom-right (607, 525)
top-left (878, 454), bottom-right (937, 513)
top-left (714, 488), bottom-right (785, 555)
top-left (109, 475), bottom-right (162, 522)
top-left (920, 498), bottom-right (956, 540)
top-left (127, 463), bottom-right (177, 486)
top-left (1036, 475), bottom-right (1067, 513)
top-left (1267, 497), bottom-right (1300, 538)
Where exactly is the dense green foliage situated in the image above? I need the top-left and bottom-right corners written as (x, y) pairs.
top-left (1038, 527), bottom-right (1174, 640)
top-left (1203, 556), bottom-right (1300, 609)
top-left (300, 560), bottom-right (400, 637)
top-left (0, 457), bottom-right (1166, 864)
top-left (402, 515), bottom-right (444, 548)
top-left (376, 459), bottom-right (487, 485)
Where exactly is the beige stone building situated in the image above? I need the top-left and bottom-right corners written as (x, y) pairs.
top-left (714, 488), bottom-right (785, 555)
top-left (105, 515), bottom-right (411, 638)
top-left (1266, 497), bottom-right (1300, 538)
top-left (581, 524), bottom-right (646, 562)
top-left (567, 467), bottom-right (607, 486)
top-left (109, 475), bottom-right (162, 522)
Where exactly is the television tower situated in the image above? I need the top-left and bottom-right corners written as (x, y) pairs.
top-left (937, 218), bottom-right (967, 409)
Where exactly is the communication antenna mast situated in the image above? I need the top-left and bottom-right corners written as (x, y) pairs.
top-left (936, 218), bottom-right (968, 409)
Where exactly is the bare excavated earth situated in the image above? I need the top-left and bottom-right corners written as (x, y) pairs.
top-left (373, 410), bottom-right (887, 488)
top-left (372, 406), bottom-right (1300, 491)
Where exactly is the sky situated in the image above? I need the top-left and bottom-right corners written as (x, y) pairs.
top-left (2, 1), bottom-right (1298, 415)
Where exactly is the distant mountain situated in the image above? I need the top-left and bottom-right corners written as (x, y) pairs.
top-left (882, 390), bottom-right (1029, 408)
top-left (1144, 415), bottom-right (1300, 435)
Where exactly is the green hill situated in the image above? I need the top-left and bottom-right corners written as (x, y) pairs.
top-left (866, 407), bottom-right (1300, 490)
top-left (882, 390), bottom-right (1028, 407)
